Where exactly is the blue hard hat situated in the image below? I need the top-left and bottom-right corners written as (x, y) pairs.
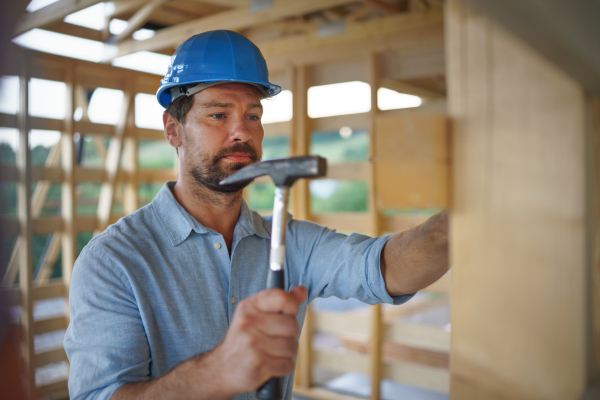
top-left (156, 30), bottom-right (281, 108)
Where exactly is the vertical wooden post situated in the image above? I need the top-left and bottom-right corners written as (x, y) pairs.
top-left (367, 53), bottom-right (382, 400)
top-left (291, 65), bottom-right (313, 389)
top-left (446, 0), bottom-right (591, 398)
top-left (123, 89), bottom-right (138, 214)
top-left (96, 85), bottom-right (133, 233)
top-left (17, 50), bottom-right (35, 398)
top-left (62, 68), bottom-right (77, 296)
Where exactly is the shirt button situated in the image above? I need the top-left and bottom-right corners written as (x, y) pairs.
top-left (231, 297), bottom-right (235, 304)
top-left (214, 242), bottom-right (221, 249)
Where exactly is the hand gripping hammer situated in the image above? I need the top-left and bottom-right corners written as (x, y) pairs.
top-left (220, 155), bottom-right (327, 400)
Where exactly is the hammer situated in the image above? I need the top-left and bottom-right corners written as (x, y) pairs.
top-left (220, 155), bottom-right (327, 400)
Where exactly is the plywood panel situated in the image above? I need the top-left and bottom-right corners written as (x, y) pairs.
top-left (375, 113), bottom-right (449, 208)
top-left (446, 0), bottom-right (589, 399)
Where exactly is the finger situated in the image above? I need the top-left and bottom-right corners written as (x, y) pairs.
top-left (255, 336), bottom-right (298, 358)
top-left (252, 288), bottom-right (300, 315)
top-left (289, 286), bottom-right (307, 305)
top-left (257, 355), bottom-right (296, 382)
top-left (254, 313), bottom-right (299, 337)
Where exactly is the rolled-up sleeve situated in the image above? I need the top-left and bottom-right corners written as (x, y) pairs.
top-left (288, 220), bottom-right (415, 305)
top-left (64, 244), bottom-right (151, 400)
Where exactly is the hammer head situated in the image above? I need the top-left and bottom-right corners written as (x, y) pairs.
top-left (220, 155), bottom-right (327, 187)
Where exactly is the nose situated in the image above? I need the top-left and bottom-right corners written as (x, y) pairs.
top-left (229, 115), bottom-right (252, 143)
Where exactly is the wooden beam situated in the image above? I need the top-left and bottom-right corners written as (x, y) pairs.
top-left (17, 51), bottom-right (35, 399)
top-left (113, 0), bottom-right (356, 59)
top-left (113, 0), bottom-right (169, 43)
top-left (260, 8), bottom-right (443, 70)
top-left (96, 87), bottom-right (133, 233)
top-left (45, 21), bottom-right (104, 41)
top-left (14, 0), bottom-right (105, 36)
top-left (381, 77), bottom-right (444, 99)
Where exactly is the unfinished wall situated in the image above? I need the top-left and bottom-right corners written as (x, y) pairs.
top-left (446, 0), bottom-right (591, 398)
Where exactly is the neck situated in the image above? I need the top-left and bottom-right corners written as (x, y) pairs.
top-left (172, 172), bottom-right (243, 252)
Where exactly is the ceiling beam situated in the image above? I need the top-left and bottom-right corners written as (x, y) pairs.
top-left (113, 0), bottom-right (169, 42)
top-left (260, 8), bottom-right (443, 70)
top-left (381, 77), bottom-right (444, 98)
top-left (14, 0), bottom-right (104, 36)
top-left (187, 0), bottom-right (245, 7)
top-left (111, 0), bottom-right (356, 60)
top-left (45, 21), bottom-right (104, 41)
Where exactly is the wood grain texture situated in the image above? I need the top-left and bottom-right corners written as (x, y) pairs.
top-left (447, 0), bottom-right (588, 398)
top-left (375, 113), bottom-right (450, 208)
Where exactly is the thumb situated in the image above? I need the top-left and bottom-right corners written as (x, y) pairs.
top-left (289, 286), bottom-right (308, 306)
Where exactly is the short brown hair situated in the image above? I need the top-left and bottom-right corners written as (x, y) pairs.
top-left (165, 84), bottom-right (271, 125)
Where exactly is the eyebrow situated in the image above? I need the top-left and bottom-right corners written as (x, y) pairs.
top-left (202, 101), bottom-right (263, 109)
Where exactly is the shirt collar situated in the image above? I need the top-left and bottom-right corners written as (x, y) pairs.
top-left (152, 181), bottom-right (270, 246)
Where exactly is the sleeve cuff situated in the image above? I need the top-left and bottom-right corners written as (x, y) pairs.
top-left (371, 234), bottom-right (417, 306)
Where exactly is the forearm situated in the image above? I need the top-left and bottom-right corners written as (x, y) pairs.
top-left (111, 349), bottom-right (230, 400)
top-left (381, 210), bottom-right (449, 296)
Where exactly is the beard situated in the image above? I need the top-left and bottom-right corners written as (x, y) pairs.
top-left (189, 142), bottom-right (260, 193)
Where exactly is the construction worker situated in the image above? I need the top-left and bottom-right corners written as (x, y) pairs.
top-left (64, 30), bottom-right (449, 400)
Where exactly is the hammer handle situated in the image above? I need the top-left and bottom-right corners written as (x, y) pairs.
top-left (256, 269), bottom-right (285, 399)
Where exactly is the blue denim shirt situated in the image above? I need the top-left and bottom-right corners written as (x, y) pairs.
top-left (64, 182), bottom-right (414, 400)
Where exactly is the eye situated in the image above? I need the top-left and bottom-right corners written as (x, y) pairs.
top-left (211, 113), bottom-right (226, 119)
top-left (248, 115), bottom-right (261, 121)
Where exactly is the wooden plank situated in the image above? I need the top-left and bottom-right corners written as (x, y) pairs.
top-left (381, 77), bottom-right (444, 99)
top-left (293, 386), bottom-right (365, 400)
top-left (447, 1), bottom-right (589, 398)
top-left (45, 21), bottom-right (104, 41)
top-left (96, 87), bottom-right (133, 233)
top-left (0, 112), bottom-right (17, 128)
top-left (263, 121), bottom-right (290, 137)
top-left (326, 162), bottom-right (369, 181)
top-left (113, 0), bottom-right (169, 42)
top-left (384, 361), bottom-right (449, 394)
top-left (311, 113), bottom-right (369, 132)
top-left (263, 10), bottom-right (443, 72)
top-left (114, 0), bottom-right (356, 58)
top-left (74, 121), bottom-right (115, 137)
top-left (36, 379), bottom-right (68, 398)
top-left (381, 214), bottom-right (429, 233)
top-left (33, 316), bottom-right (68, 335)
top-left (34, 347), bottom-right (67, 368)
top-left (31, 165), bottom-right (63, 182)
top-left (14, 0), bottom-right (104, 36)
top-left (312, 57), bottom-right (367, 87)
top-left (62, 67), bottom-right (77, 299)
top-left (17, 52), bottom-right (35, 398)
top-left (375, 113), bottom-right (450, 208)
top-left (30, 116), bottom-right (64, 131)
top-left (313, 310), bottom-right (369, 336)
top-left (313, 348), bottom-right (369, 375)
top-left (312, 213), bottom-right (371, 233)
top-left (135, 169), bottom-right (177, 183)
top-left (385, 322), bottom-right (450, 353)
top-left (291, 65), bottom-right (313, 388)
top-left (32, 216), bottom-right (64, 234)
top-left (32, 280), bottom-right (67, 301)
top-left (340, 336), bottom-right (449, 368)
top-left (134, 127), bottom-right (164, 140)
top-left (380, 43), bottom-right (446, 82)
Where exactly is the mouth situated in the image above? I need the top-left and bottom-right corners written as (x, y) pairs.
top-left (221, 152), bottom-right (254, 162)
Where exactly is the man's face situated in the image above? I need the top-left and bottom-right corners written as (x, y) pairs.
top-left (175, 83), bottom-right (264, 193)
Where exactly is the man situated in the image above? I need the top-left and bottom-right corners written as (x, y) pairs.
top-left (64, 30), bottom-right (448, 400)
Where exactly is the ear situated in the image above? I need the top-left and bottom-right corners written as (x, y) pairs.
top-left (163, 111), bottom-right (183, 150)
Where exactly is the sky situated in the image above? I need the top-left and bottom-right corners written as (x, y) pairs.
top-left (1, 2), bottom-right (422, 151)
